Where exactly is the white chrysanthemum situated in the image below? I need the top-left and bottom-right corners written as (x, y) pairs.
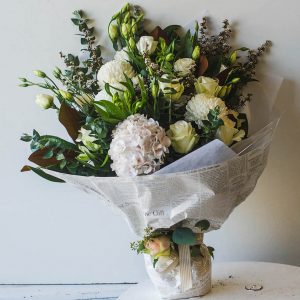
top-left (109, 114), bottom-right (171, 177)
top-left (114, 47), bottom-right (129, 61)
top-left (97, 60), bottom-right (135, 90)
top-left (185, 93), bottom-right (228, 127)
top-left (174, 58), bottom-right (196, 76)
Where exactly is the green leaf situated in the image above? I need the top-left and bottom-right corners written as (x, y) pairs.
top-left (195, 220), bottom-right (210, 232)
top-left (21, 166), bottom-right (65, 183)
top-left (71, 18), bottom-right (81, 25)
top-left (95, 100), bottom-right (126, 120)
top-left (81, 38), bottom-right (88, 45)
top-left (42, 149), bottom-right (54, 159)
top-left (172, 227), bottom-right (196, 245)
top-left (20, 134), bottom-right (32, 142)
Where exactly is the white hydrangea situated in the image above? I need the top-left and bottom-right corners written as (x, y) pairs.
top-left (114, 47), bottom-right (129, 61)
top-left (185, 93), bottom-right (228, 127)
top-left (109, 114), bottom-right (171, 177)
top-left (174, 58), bottom-right (196, 76)
top-left (97, 60), bottom-right (135, 90)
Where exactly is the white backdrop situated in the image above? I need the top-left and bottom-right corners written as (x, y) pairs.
top-left (0, 0), bottom-right (299, 284)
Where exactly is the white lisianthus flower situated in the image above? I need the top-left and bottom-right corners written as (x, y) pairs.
top-left (76, 128), bottom-right (100, 151)
top-left (97, 60), bottom-right (135, 90)
top-left (35, 94), bottom-right (54, 109)
top-left (109, 114), bottom-right (171, 177)
top-left (185, 93), bottom-right (227, 127)
top-left (216, 126), bottom-right (245, 146)
top-left (174, 58), bottom-right (196, 77)
top-left (195, 76), bottom-right (220, 96)
top-left (114, 47), bottom-right (129, 61)
top-left (136, 36), bottom-right (158, 55)
top-left (159, 75), bottom-right (184, 102)
top-left (167, 121), bottom-right (199, 154)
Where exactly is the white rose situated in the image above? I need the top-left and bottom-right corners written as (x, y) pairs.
top-left (97, 60), bottom-right (135, 90)
top-left (136, 36), bottom-right (158, 55)
top-left (216, 126), bottom-right (245, 146)
top-left (174, 58), bottom-right (196, 76)
top-left (167, 121), bottom-right (199, 154)
top-left (195, 76), bottom-right (220, 96)
top-left (114, 47), bottom-right (129, 61)
top-left (35, 94), bottom-right (53, 109)
top-left (185, 93), bottom-right (227, 127)
top-left (159, 75), bottom-right (184, 102)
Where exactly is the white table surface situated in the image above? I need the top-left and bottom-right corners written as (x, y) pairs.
top-left (118, 262), bottom-right (300, 300)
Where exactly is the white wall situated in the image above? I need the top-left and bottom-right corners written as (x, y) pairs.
top-left (0, 0), bottom-right (299, 284)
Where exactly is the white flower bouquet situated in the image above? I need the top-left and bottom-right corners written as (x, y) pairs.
top-left (20, 3), bottom-right (281, 299)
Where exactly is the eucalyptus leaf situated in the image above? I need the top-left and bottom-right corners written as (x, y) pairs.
top-left (172, 227), bottom-right (196, 245)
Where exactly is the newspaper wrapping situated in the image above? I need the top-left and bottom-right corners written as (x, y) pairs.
top-left (44, 74), bottom-right (282, 299)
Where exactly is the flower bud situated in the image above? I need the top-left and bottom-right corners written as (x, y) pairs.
top-left (59, 90), bottom-right (73, 101)
top-left (128, 37), bottom-right (136, 49)
top-left (192, 45), bottom-right (201, 60)
top-left (217, 86), bottom-right (227, 98)
top-left (124, 12), bottom-right (131, 23)
top-left (230, 51), bottom-right (237, 64)
top-left (131, 20), bottom-right (137, 34)
top-left (121, 3), bottom-right (130, 13)
top-left (109, 23), bottom-right (119, 41)
top-left (35, 94), bottom-right (54, 109)
top-left (53, 67), bottom-right (62, 78)
top-left (33, 70), bottom-right (46, 78)
top-left (19, 83), bottom-right (29, 87)
top-left (19, 77), bottom-right (27, 82)
top-left (165, 53), bottom-right (174, 61)
top-left (121, 23), bottom-right (131, 37)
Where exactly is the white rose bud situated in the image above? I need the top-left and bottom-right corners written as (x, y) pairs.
top-left (174, 58), bottom-right (196, 77)
top-left (167, 121), bottom-right (199, 154)
top-left (35, 94), bottom-right (54, 109)
top-left (159, 75), bottom-right (184, 102)
top-left (195, 76), bottom-right (220, 96)
top-left (136, 36), bottom-right (158, 55)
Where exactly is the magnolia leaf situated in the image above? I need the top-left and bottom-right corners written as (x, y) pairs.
top-left (195, 220), bottom-right (210, 232)
top-left (206, 55), bottom-right (222, 77)
top-left (59, 102), bottom-right (83, 141)
top-left (28, 148), bottom-right (59, 167)
top-left (150, 26), bottom-right (169, 43)
top-left (198, 55), bottom-right (209, 76)
top-left (21, 165), bottom-right (65, 183)
top-left (172, 227), bottom-right (196, 245)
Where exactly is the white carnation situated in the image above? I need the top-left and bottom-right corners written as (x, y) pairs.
top-left (109, 114), bottom-right (171, 177)
top-left (97, 60), bottom-right (135, 90)
top-left (185, 93), bottom-right (228, 127)
top-left (174, 58), bottom-right (196, 76)
top-left (114, 47), bottom-right (129, 61)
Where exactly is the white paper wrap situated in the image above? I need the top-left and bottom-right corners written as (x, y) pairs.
top-left (44, 74), bottom-right (282, 299)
